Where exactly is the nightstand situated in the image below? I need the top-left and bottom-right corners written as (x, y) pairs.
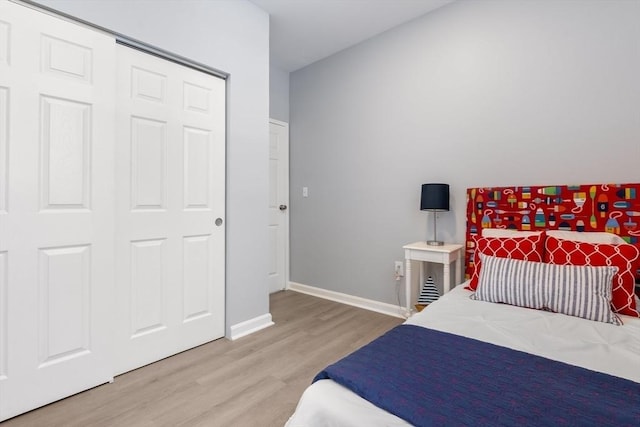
top-left (402, 242), bottom-right (463, 316)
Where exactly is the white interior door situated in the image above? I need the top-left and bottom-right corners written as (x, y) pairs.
top-left (268, 120), bottom-right (289, 293)
top-left (0, 2), bottom-right (116, 421)
top-left (115, 45), bottom-right (226, 374)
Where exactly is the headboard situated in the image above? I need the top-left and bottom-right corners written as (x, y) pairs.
top-left (465, 183), bottom-right (640, 291)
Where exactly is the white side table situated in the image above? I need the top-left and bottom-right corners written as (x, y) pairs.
top-left (403, 242), bottom-right (464, 316)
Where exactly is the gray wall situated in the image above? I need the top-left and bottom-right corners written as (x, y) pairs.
top-left (289, 0), bottom-right (640, 305)
top-left (36, 0), bottom-right (271, 335)
top-left (270, 63), bottom-right (290, 122)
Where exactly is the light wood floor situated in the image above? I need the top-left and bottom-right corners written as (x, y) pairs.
top-left (3, 291), bottom-right (403, 427)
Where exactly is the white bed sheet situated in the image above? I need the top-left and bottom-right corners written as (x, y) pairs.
top-left (286, 283), bottom-right (640, 427)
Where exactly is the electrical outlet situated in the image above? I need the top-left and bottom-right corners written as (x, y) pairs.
top-left (394, 261), bottom-right (404, 277)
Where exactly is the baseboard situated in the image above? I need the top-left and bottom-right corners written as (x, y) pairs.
top-left (228, 313), bottom-right (274, 341)
top-left (288, 282), bottom-right (405, 319)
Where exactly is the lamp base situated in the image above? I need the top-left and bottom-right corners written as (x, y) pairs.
top-left (427, 240), bottom-right (444, 246)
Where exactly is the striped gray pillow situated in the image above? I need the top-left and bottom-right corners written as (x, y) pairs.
top-left (471, 254), bottom-right (621, 325)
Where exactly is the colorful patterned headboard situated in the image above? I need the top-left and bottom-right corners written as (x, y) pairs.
top-left (465, 183), bottom-right (640, 292)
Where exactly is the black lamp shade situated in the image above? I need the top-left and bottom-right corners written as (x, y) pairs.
top-left (420, 183), bottom-right (449, 212)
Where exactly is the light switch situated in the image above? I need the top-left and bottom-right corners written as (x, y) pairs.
top-left (302, 187), bottom-right (308, 197)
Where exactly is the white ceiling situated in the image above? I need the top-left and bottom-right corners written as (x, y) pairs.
top-left (248, 0), bottom-right (455, 72)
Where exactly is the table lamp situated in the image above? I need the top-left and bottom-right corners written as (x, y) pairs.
top-left (420, 183), bottom-right (449, 246)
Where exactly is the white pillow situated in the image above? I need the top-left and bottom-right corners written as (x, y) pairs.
top-left (546, 230), bottom-right (626, 244)
top-left (482, 229), bottom-right (543, 238)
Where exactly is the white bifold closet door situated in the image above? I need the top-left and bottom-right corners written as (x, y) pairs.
top-left (114, 45), bottom-right (225, 375)
top-left (0, 1), bottom-right (117, 420)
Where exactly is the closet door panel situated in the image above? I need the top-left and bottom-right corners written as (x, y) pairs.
top-left (130, 238), bottom-right (167, 337)
top-left (115, 45), bottom-right (225, 375)
top-left (0, 1), bottom-right (115, 421)
top-left (130, 116), bottom-right (167, 210)
top-left (37, 245), bottom-right (92, 366)
top-left (39, 96), bottom-right (92, 209)
top-left (0, 252), bottom-right (6, 383)
top-left (183, 234), bottom-right (214, 321)
top-left (0, 86), bottom-right (7, 213)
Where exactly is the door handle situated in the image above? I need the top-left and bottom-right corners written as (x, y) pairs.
top-left (279, 205), bottom-right (287, 211)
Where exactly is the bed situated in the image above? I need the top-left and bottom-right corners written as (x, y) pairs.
top-left (286, 183), bottom-right (640, 427)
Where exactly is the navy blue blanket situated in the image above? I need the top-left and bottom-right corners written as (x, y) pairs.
top-left (314, 325), bottom-right (640, 426)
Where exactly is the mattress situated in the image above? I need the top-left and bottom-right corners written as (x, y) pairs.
top-left (285, 283), bottom-right (640, 427)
